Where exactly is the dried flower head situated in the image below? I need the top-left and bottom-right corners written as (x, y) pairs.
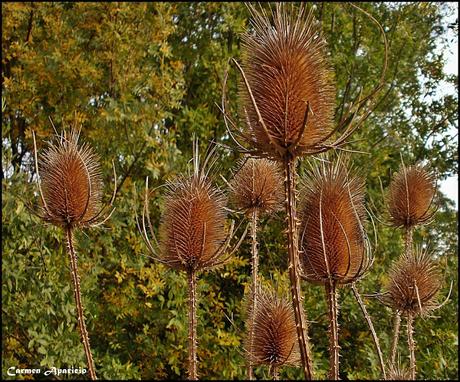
top-left (387, 362), bottom-right (411, 380)
top-left (386, 162), bottom-right (436, 229)
top-left (246, 287), bottom-right (300, 368)
top-left (299, 157), bottom-right (370, 284)
top-left (381, 247), bottom-right (442, 317)
top-left (159, 172), bottom-right (228, 274)
top-left (229, 157), bottom-right (283, 216)
top-left (238, 3), bottom-right (336, 160)
top-left (36, 129), bottom-right (103, 229)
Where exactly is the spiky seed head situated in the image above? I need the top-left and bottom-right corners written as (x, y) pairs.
top-left (39, 130), bottom-right (102, 229)
top-left (229, 157), bottom-right (283, 216)
top-left (240, 3), bottom-right (336, 160)
top-left (299, 157), bottom-right (369, 285)
top-left (386, 163), bottom-right (436, 229)
top-left (387, 363), bottom-right (411, 380)
top-left (246, 287), bottom-right (300, 368)
top-left (382, 247), bottom-right (441, 317)
top-left (159, 171), bottom-right (228, 274)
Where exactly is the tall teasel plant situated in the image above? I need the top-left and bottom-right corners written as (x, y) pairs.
top-left (245, 285), bottom-right (300, 380)
top-left (137, 142), bottom-right (247, 380)
top-left (228, 157), bottom-right (284, 379)
top-left (378, 247), bottom-right (447, 380)
top-left (221, 3), bottom-right (388, 378)
top-left (385, 162), bottom-right (436, 368)
top-left (32, 126), bottom-right (117, 381)
top-left (298, 156), bottom-right (372, 380)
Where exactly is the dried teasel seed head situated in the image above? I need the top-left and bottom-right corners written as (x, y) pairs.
top-left (246, 286), bottom-right (300, 368)
top-left (159, 167), bottom-right (228, 274)
top-left (299, 157), bottom-right (370, 285)
top-left (386, 162), bottom-right (436, 229)
top-left (381, 247), bottom-right (442, 317)
top-left (387, 363), bottom-right (411, 380)
top-left (229, 157), bottom-right (284, 216)
top-left (38, 129), bottom-right (103, 229)
top-left (239, 3), bottom-right (336, 160)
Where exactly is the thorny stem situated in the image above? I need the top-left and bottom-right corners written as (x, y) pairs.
top-left (188, 271), bottom-right (198, 380)
top-left (405, 227), bottom-right (413, 258)
top-left (283, 157), bottom-right (314, 380)
top-left (390, 311), bottom-right (401, 367)
top-left (326, 281), bottom-right (340, 380)
top-left (269, 364), bottom-right (279, 380)
top-left (351, 283), bottom-right (387, 380)
top-left (407, 313), bottom-right (416, 380)
top-left (248, 209), bottom-right (259, 380)
top-left (66, 227), bottom-right (97, 380)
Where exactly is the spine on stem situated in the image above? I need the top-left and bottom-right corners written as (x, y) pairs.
top-left (283, 157), bottom-right (313, 380)
top-left (248, 209), bottom-right (259, 380)
top-left (188, 271), bottom-right (198, 380)
top-left (66, 227), bottom-right (97, 380)
top-left (326, 281), bottom-right (339, 380)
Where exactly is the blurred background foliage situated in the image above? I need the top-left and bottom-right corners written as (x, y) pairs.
top-left (2, 2), bottom-right (457, 380)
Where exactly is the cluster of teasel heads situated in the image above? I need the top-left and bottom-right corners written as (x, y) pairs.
top-left (376, 162), bottom-right (447, 380)
top-left (28, 3), bottom-right (451, 382)
top-left (33, 125), bottom-right (116, 381)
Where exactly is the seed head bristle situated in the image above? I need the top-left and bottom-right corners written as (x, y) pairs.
top-left (229, 157), bottom-right (283, 216)
top-left (299, 157), bottom-right (369, 284)
top-left (386, 163), bottom-right (436, 228)
top-left (39, 129), bottom-right (102, 228)
top-left (239, 3), bottom-right (335, 160)
top-left (382, 247), bottom-right (442, 317)
top-left (246, 286), bottom-right (300, 368)
top-left (159, 157), bottom-right (228, 274)
top-left (387, 362), bottom-right (411, 380)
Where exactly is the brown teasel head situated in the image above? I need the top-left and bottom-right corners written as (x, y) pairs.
top-left (37, 129), bottom-right (103, 229)
top-left (299, 157), bottom-right (371, 285)
top-left (229, 157), bottom-right (284, 216)
top-left (387, 362), bottom-right (411, 380)
top-left (159, 166), bottom-right (228, 274)
top-left (380, 247), bottom-right (442, 317)
top-left (238, 3), bottom-right (336, 160)
top-left (386, 162), bottom-right (436, 229)
top-left (245, 286), bottom-right (300, 368)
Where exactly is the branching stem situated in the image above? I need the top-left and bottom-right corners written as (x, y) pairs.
top-left (66, 227), bottom-right (97, 380)
top-left (283, 157), bottom-right (313, 380)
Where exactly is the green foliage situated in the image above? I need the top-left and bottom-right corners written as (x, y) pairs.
top-left (2, 2), bottom-right (457, 380)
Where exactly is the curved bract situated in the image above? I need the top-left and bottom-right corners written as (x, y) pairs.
top-left (299, 157), bottom-right (370, 284)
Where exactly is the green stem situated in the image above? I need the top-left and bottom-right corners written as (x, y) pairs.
top-left (283, 157), bottom-right (313, 380)
top-left (66, 227), bottom-right (97, 380)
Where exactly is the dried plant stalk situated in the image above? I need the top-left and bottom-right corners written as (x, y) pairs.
top-left (33, 126), bottom-right (116, 381)
top-left (299, 156), bottom-right (370, 379)
top-left (389, 311), bottom-right (401, 367)
top-left (139, 142), bottom-right (247, 380)
top-left (407, 312), bottom-right (416, 380)
top-left (351, 283), bottom-right (386, 380)
top-left (229, 157), bottom-right (283, 379)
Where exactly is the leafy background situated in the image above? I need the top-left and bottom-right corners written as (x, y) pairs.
top-left (2, 2), bottom-right (458, 380)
